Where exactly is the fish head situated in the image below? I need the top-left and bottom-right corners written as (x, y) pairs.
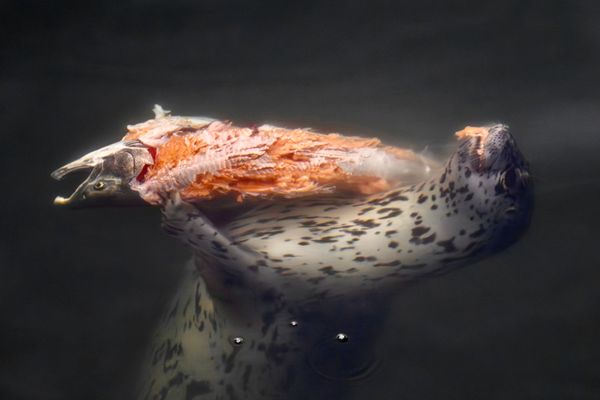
top-left (51, 141), bottom-right (153, 208)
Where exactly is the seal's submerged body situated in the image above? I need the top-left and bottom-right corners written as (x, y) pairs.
top-left (51, 115), bottom-right (532, 399)
top-left (136, 125), bottom-right (533, 399)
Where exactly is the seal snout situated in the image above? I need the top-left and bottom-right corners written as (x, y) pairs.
top-left (483, 124), bottom-right (512, 154)
top-left (455, 124), bottom-right (522, 173)
top-left (480, 124), bottom-right (529, 173)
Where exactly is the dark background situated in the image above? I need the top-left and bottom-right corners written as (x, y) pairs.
top-left (2, 1), bottom-right (600, 399)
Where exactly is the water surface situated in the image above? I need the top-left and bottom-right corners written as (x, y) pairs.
top-left (2, 2), bottom-right (599, 399)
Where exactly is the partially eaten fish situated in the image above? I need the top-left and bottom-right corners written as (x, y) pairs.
top-left (52, 105), bottom-right (443, 207)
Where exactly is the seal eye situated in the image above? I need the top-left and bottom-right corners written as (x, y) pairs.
top-left (93, 181), bottom-right (105, 191)
top-left (500, 168), bottom-right (518, 191)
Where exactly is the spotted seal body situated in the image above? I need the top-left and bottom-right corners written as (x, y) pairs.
top-left (138, 124), bottom-right (533, 399)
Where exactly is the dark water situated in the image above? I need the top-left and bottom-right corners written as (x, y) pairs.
top-left (2, 1), bottom-right (600, 399)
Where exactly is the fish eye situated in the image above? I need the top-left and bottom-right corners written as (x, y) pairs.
top-left (93, 181), bottom-right (106, 191)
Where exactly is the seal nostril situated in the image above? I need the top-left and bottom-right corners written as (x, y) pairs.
top-left (505, 206), bottom-right (518, 215)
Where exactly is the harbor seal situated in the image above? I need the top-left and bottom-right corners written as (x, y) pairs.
top-left (51, 114), bottom-right (532, 399)
top-left (135, 124), bottom-right (533, 399)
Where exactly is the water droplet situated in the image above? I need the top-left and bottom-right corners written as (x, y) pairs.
top-left (290, 320), bottom-right (299, 327)
top-left (335, 333), bottom-right (349, 343)
top-left (231, 336), bottom-right (244, 346)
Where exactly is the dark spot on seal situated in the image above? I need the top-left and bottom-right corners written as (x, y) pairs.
top-left (308, 277), bottom-right (325, 285)
top-left (158, 372), bottom-right (187, 399)
top-left (410, 233), bottom-right (436, 245)
top-left (469, 225), bottom-right (486, 238)
top-left (374, 260), bottom-right (401, 267)
top-left (319, 266), bottom-right (339, 275)
top-left (358, 206), bottom-right (376, 215)
top-left (437, 237), bottom-right (457, 253)
top-left (463, 241), bottom-right (482, 253)
top-left (403, 263), bottom-right (427, 269)
top-left (186, 380), bottom-right (212, 399)
top-left (457, 185), bottom-right (469, 194)
top-left (411, 226), bottom-right (430, 237)
top-left (317, 220), bottom-right (337, 227)
top-left (300, 220), bottom-right (317, 227)
top-left (256, 218), bottom-right (274, 224)
top-left (211, 241), bottom-right (228, 253)
top-left (375, 207), bottom-right (403, 219)
top-left (352, 219), bottom-right (380, 228)
top-left (368, 191), bottom-right (409, 206)
top-left (312, 235), bottom-right (342, 243)
top-left (342, 229), bottom-right (367, 236)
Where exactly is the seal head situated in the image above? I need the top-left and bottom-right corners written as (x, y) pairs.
top-left (455, 124), bottom-right (533, 250)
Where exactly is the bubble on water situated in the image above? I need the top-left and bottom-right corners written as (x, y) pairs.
top-left (231, 336), bottom-right (244, 346)
top-left (290, 320), bottom-right (299, 327)
top-left (335, 333), bottom-right (349, 343)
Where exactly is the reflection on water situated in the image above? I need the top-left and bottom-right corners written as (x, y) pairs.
top-left (308, 331), bottom-right (381, 382)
